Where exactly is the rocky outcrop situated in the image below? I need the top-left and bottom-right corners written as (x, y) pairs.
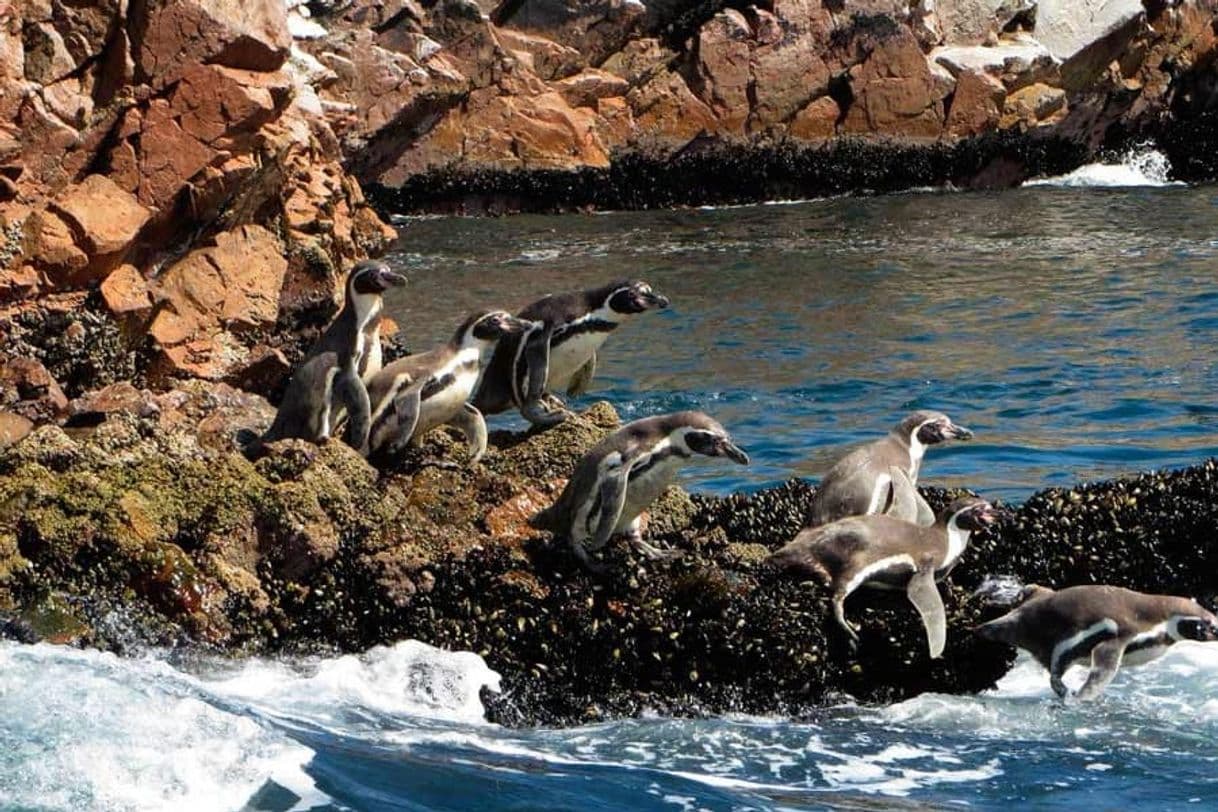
top-left (292, 0), bottom-right (1218, 212)
top-left (0, 0), bottom-right (396, 398)
top-left (2, 394), bottom-right (1216, 726)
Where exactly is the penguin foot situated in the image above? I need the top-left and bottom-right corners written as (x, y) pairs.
top-left (630, 537), bottom-right (683, 562)
top-left (571, 544), bottom-right (609, 575)
top-left (522, 399), bottom-right (570, 427)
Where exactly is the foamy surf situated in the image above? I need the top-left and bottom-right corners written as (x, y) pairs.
top-left (1024, 147), bottom-right (1183, 188)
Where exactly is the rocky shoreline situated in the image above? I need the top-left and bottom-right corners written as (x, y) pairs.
top-left (2, 384), bottom-right (1217, 726)
top-left (2, 0), bottom-right (1218, 728)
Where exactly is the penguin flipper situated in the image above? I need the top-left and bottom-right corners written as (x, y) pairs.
top-left (337, 367), bottom-right (373, 455)
top-left (519, 324), bottom-right (553, 406)
top-left (588, 466), bottom-right (631, 553)
top-left (447, 403), bottom-right (488, 465)
top-left (1073, 639), bottom-right (1126, 701)
top-left (380, 381), bottom-right (424, 457)
top-left (567, 351), bottom-right (596, 397)
top-left (907, 563), bottom-right (947, 659)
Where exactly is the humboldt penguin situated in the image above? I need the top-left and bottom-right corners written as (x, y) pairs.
top-left (809, 410), bottom-right (973, 528)
top-left (530, 411), bottom-right (749, 571)
top-left (473, 279), bottom-right (670, 427)
top-left (975, 584), bottom-right (1218, 700)
top-left (365, 310), bottom-right (535, 465)
top-left (769, 496), bottom-right (1001, 658)
top-left (259, 260), bottom-right (406, 454)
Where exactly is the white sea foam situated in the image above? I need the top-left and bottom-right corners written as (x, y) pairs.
top-left (1024, 146), bottom-right (1183, 188)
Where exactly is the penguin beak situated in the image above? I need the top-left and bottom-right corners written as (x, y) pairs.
top-left (648, 292), bottom-right (671, 309)
top-left (507, 316), bottom-right (538, 335)
top-left (945, 421), bottom-right (973, 441)
top-left (384, 271), bottom-right (408, 288)
top-left (720, 439), bottom-right (750, 465)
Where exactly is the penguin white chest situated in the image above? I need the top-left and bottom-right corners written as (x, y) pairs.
top-left (417, 364), bottom-right (479, 435)
top-left (548, 331), bottom-right (610, 390)
top-left (615, 454), bottom-right (685, 533)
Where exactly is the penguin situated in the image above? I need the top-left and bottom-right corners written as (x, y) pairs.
top-left (365, 310), bottom-right (536, 465)
top-left (473, 279), bottom-right (670, 427)
top-left (975, 584), bottom-right (1218, 700)
top-left (259, 260), bottom-right (406, 454)
top-left (530, 411), bottom-right (749, 571)
top-left (808, 410), bottom-right (973, 528)
top-left (769, 496), bottom-right (1002, 658)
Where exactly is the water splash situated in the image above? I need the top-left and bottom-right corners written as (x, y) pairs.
top-left (1024, 146), bottom-right (1183, 188)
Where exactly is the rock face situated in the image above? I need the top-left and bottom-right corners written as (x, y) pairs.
top-left (1, 0), bottom-right (397, 396)
top-left (2, 396), bottom-right (1217, 726)
top-left (289, 0), bottom-right (1218, 211)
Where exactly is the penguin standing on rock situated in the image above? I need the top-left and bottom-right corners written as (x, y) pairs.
top-left (809, 410), bottom-right (973, 528)
top-left (531, 411), bottom-right (749, 572)
top-left (473, 279), bottom-right (670, 427)
top-left (769, 496), bottom-right (1002, 658)
top-left (365, 310), bottom-right (536, 465)
top-left (258, 260), bottom-right (406, 454)
top-left (975, 584), bottom-right (1218, 700)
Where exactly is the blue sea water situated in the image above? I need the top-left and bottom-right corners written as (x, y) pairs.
top-left (4, 156), bottom-right (1218, 811)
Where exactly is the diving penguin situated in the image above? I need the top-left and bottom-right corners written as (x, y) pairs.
top-left (975, 584), bottom-right (1218, 700)
top-left (258, 260), bottom-right (406, 454)
top-left (769, 496), bottom-right (1002, 658)
top-left (473, 279), bottom-right (670, 427)
top-left (808, 410), bottom-right (973, 528)
top-left (365, 310), bottom-right (536, 465)
top-left (530, 411), bottom-right (749, 571)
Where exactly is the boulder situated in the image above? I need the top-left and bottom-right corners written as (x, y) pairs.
top-left (842, 29), bottom-right (953, 138)
top-left (934, 0), bottom-right (1035, 45)
top-left (788, 95), bottom-right (840, 140)
top-left (133, 0), bottom-right (292, 86)
top-left (945, 69), bottom-right (1005, 137)
top-left (49, 174), bottom-right (150, 258)
top-left (1033, 0), bottom-right (1144, 64)
top-left (1000, 82), bottom-right (1067, 128)
top-left (99, 265), bottom-right (154, 320)
top-left (932, 40), bottom-right (1059, 89)
top-left (0, 411), bottom-right (33, 449)
top-left (0, 356), bottom-right (68, 423)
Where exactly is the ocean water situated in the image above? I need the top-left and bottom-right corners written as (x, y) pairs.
top-left (6, 153), bottom-right (1218, 810)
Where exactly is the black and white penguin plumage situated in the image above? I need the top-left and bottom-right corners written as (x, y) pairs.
top-left (808, 410), bottom-right (973, 528)
top-left (365, 310), bottom-right (536, 465)
top-left (531, 411), bottom-right (749, 571)
top-left (258, 260), bottom-right (406, 454)
top-left (769, 496), bottom-right (1001, 658)
top-left (975, 584), bottom-right (1218, 700)
top-left (473, 279), bottom-right (670, 427)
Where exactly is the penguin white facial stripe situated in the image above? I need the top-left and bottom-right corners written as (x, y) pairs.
top-left (1050, 619), bottom-right (1119, 676)
top-left (845, 554), bottom-right (917, 597)
top-left (944, 515), bottom-right (972, 570)
top-left (907, 420), bottom-right (934, 479)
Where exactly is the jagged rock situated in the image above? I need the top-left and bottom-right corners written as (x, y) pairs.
top-left (99, 264), bottom-right (154, 322)
top-left (934, 0), bottom-right (1035, 46)
top-left (932, 39), bottom-right (1059, 89)
top-left (133, 0), bottom-right (293, 86)
top-left (1034, 0), bottom-right (1144, 64)
top-left (842, 28), bottom-right (954, 138)
top-left (0, 411), bottom-right (34, 449)
top-left (1000, 82), bottom-right (1067, 128)
top-left (945, 69), bottom-right (1005, 136)
top-left (0, 356), bottom-right (67, 423)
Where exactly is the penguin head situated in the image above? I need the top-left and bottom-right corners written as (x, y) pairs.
top-left (941, 496), bottom-right (1003, 531)
top-left (348, 260), bottom-right (407, 295)
top-left (1174, 614), bottom-right (1218, 642)
top-left (899, 410), bottom-right (973, 445)
top-left (603, 280), bottom-right (671, 317)
top-left (674, 412), bottom-right (750, 465)
top-left (461, 310), bottom-right (536, 346)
